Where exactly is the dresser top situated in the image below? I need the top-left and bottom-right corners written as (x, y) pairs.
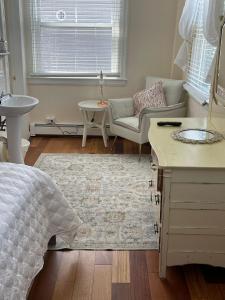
top-left (148, 118), bottom-right (225, 169)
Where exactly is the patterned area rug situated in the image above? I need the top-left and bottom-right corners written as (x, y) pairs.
top-left (35, 154), bottom-right (159, 250)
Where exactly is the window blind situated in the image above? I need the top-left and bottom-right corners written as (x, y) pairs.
top-left (25, 0), bottom-right (126, 77)
top-left (186, 0), bottom-right (216, 99)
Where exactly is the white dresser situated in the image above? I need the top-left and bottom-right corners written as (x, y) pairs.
top-left (149, 117), bottom-right (225, 278)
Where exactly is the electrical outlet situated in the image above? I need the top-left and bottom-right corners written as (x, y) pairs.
top-left (46, 115), bottom-right (56, 124)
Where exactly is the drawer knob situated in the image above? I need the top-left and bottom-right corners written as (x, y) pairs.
top-left (151, 163), bottom-right (158, 171)
top-left (149, 180), bottom-right (153, 187)
top-left (155, 194), bottom-right (161, 205)
top-left (154, 222), bottom-right (159, 234)
top-left (150, 192), bottom-right (153, 202)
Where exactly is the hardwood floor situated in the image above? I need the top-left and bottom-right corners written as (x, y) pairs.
top-left (26, 136), bottom-right (225, 300)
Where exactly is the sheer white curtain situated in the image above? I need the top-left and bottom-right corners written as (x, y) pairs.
top-left (203, 0), bottom-right (223, 46)
top-left (174, 0), bottom-right (199, 71)
top-left (175, 0), bottom-right (223, 78)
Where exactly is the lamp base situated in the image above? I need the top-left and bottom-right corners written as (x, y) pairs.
top-left (97, 99), bottom-right (108, 107)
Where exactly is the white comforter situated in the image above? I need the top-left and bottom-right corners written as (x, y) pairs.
top-left (0, 163), bottom-right (81, 300)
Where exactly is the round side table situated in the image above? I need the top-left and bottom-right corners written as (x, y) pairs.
top-left (78, 100), bottom-right (108, 147)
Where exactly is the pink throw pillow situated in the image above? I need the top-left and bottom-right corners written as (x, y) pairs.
top-left (133, 81), bottom-right (166, 116)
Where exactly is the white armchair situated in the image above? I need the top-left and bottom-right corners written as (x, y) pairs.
top-left (108, 76), bottom-right (187, 156)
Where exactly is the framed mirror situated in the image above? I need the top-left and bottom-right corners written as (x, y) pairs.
top-left (213, 16), bottom-right (225, 106)
top-left (172, 128), bottom-right (223, 144)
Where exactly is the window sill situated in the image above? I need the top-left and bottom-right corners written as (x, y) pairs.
top-left (184, 83), bottom-right (209, 110)
top-left (27, 76), bottom-right (128, 86)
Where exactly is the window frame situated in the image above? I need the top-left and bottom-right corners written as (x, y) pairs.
top-left (24, 0), bottom-right (128, 85)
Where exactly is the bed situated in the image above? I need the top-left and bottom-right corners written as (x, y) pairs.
top-left (0, 162), bottom-right (81, 299)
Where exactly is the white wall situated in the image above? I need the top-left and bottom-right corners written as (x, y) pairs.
top-left (5, 0), bottom-right (29, 138)
top-left (187, 97), bottom-right (208, 118)
top-left (26, 0), bottom-right (179, 124)
top-left (0, 0), bottom-right (9, 94)
top-left (170, 0), bottom-right (184, 80)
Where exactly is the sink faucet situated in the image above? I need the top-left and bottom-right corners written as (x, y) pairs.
top-left (0, 91), bottom-right (11, 104)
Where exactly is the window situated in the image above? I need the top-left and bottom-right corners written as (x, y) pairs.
top-left (25, 0), bottom-right (127, 79)
top-left (186, 0), bottom-right (216, 99)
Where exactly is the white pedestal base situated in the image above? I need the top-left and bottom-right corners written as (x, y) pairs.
top-left (6, 116), bottom-right (24, 164)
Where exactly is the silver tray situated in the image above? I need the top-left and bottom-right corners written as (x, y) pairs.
top-left (171, 128), bottom-right (224, 144)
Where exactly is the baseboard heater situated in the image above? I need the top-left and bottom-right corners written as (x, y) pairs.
top-left (30, 122), bottom-right (112, 136)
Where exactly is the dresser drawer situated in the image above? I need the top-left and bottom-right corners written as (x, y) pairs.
top-left (170, 183), bottom-right (225, 204)
top-left (171, 169), bottom-right (225, 183)
top-left (169, 209), bottom-right (225, 233)
top-left (168, 234), bottom-right (225, 253)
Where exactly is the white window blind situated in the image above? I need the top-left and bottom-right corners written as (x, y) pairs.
top-left (186, 0), bottom-right (216, 99)
top-left (25, 0), bottom-right (127, 78)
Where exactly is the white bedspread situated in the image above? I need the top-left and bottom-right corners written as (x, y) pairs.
top-left (0, 163), bottom-right (82, 300)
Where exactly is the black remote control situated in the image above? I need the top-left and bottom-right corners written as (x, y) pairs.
top-left (157, 121), bottom-right (182, 127)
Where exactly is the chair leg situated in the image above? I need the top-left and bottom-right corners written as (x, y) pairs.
top-left (138, 144), bottom-right (142, 161)
top-left (111, 136), bottom-right (118, 151)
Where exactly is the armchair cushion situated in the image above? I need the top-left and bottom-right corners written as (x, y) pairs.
top-left (108, 98), bottom-right (134, 120)
top-left (146, 76), bottom-right (185, 106)
top-left (114, 116), bottom-right (140, 133)
top-left (133, 81), bottom-right (166, 116)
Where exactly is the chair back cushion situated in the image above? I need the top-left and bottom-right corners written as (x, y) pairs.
top-left (133, 81), bottom-right (166, 116)
top-left (146, 76), bottom-right (185, 106)
top-left (109, 98), bottom-right (134, 120)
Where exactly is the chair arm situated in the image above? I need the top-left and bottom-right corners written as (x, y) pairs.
top-left (108, 98), bottom-right (134, 121)
top-left (139, 102), bottom-right (187, 132)
top-left (140, 102), bottom-right (186, 115)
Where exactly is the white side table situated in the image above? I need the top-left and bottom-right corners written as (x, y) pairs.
top-left (78, 100), bottom-right (108, 147)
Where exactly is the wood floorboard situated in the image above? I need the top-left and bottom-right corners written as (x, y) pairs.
top-left (51, 251), bottom-right (79, 300)
top-left (112, 251), bottom-right (130, 283)
top-left (148, 272), bottom-right (175, 300)
top-left (129, 251), bottom-right (152, 300)
top-left (72, 251), bottom-right (95, 300)
top-left (25, 136), bottom-right (49, 166)
top-left (112, 283), bottom-right (131, 300)
top-left (27, 251), bottom-right (62, 300)
top-left (92, 265), bottom-right (112, 300)
top-left (145, 250), bottom-right (159, 274)
top-left (183, 265), bottom-right (208, 300)
top-left (206, 283), bottom-right (225, 300)
top-left (218, 284), bottom-right (225, 300)
top-left (26, 136), bottom-right (225, 300)
top-left (95, 251), bottom-right (113, 265)
top-left (114, 137), bottom-right (124, 154)
top-left (163, 266), bottom-right (191, 300)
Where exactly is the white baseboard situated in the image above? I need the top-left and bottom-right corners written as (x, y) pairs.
top-left (30, 122), bottom-right (113, 136)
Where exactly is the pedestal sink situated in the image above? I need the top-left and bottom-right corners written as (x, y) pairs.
top-left (0, 95), bottom-right (39, 164)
